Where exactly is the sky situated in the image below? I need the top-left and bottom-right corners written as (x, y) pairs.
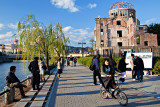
top-left (0, 0), bottom-right (160, 47)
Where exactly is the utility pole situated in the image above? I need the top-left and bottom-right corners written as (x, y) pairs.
top-left (78, 42), bottom-right (86, 57)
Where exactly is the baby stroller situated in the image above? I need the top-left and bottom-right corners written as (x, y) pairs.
top-left (100, 75), bottom-right (128, 106)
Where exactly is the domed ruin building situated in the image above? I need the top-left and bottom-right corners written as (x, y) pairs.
top-left (94, 1), bottom-right (158, 56)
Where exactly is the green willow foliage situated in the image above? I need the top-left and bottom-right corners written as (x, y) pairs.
top-left (17, 14), bottom-right (69, 67)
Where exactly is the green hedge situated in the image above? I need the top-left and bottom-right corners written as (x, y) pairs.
top-left (153, 57), bottom-right (160, 74)
top-left (78, 56), bottom-right (160, 74)
top-left (78, 57), bottom-right (121, 69)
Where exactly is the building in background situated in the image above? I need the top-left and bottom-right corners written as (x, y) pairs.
top-left (0, 39), bottom-right (19, 54)
top-left (94, 1), bottom-right (158, 56)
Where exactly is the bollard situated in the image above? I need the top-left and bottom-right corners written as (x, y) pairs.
top-left (27, 76), bottom-right (31, 85)
top-left (4, 86), bottom-right (15, 104)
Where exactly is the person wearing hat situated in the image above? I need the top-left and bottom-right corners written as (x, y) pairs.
top-left (130, 54), bottom-right (136, 80)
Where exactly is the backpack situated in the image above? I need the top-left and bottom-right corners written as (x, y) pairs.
top-left (89, 64), bottom-right (95, 71)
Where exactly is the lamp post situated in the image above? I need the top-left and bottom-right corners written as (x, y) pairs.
top-left (78, 42), bottom-right (86, 57)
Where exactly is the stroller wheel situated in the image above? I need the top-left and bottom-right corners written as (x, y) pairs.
top-left (101, 91), bottom-right (109, 99)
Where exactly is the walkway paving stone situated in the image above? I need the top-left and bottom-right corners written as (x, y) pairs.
top-left (47, 63), bottom-right (160, 107)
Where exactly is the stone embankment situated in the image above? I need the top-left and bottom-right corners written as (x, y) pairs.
top-left (0, 56), bottom-right (12, 63)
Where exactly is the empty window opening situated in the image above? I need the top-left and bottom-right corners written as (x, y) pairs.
top-left (101, 40), bottom-right (104, 47)
top-left (120, 11), bottom-right (122, 16)
top-left (136, 35), bottom-right (140, 44)
top-left (144, 41), bottom-right (148, 46)
top-left (118, 42), bottom-right (122, 47)
top-left (117, 21), bottom-right (121, 25)
top-left (117, 31), bottom-right (122, 37)
top-left (101, 29), bottom-right (104, 36)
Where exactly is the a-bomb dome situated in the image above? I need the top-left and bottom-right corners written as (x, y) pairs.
top-left (110, 1), bottom-right (135, 10)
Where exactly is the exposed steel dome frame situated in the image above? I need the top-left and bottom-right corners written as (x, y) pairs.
top-left (110, 1), bottom-right (135, 10)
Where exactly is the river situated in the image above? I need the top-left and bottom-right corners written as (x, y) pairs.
top-left (0, 62), bottom-right (31, 92)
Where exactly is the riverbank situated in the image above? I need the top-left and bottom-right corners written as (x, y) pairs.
top-left (0, 56), bottom-right (12, 63)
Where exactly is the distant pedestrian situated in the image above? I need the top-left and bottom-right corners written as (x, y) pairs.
top-left (61, 57), bottom-right (64, 66)
top-left (92, 54), bottom-right (103, 85)
top-left (74, 57), bottom-right (77, 66)
top-left (134, 56), bottom-right (144, 82)
top-left (70, 55), bottom-right (74, 67)
top-left (67, 57), bottom-right (70, 66)
top-left (39, 58), bottom-right (46, 81)
top-left (57, 58), bottom-right (63, 78)
top-left (6, 66), bottom-right (27, 98)
top-left (28, 57), bottom-right (40, 90)
top-left (130, 54), bottom-right (136, 80)
top-left (118, 55), bottom-right (128, 83)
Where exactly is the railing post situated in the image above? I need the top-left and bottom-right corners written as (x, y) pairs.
top-left (4, 86), bottom-right (15, 104)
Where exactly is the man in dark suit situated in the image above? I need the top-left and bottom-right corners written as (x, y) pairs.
top-left (28, 57), bottom-right (40, 90)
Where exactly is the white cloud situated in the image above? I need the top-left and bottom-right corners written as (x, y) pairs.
top-left (0, 32), bottom-right (14, 44)
top-left (8, 23), bottom-right (17, 29)
top-left (88, 3), bottom-right (97, 8)
top-left (0, 32), bottom-right (13, 39)
top-left (0, 24), bottom-right (4, 30)
top-left (51, 0), bottom-right (79, 12)
top-left (63, 26), bottom-right (94, 47)
top-left (145, 18), bottom-right (157, 25)
top-left (63, 26), bottom-right (72, 32)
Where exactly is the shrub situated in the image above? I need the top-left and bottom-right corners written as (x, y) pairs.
top-left (153, 60), bottom-right (160, 74)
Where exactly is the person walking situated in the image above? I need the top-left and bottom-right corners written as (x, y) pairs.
top-left (130, 54), bottom-right (136, 80)
top-left (57, 58), bottom-right (63, 78)
top-left (92, 54), bottom-right (103, 85)
top-left (70, 55), bottom-right (74, 67)
top-left (74, 57), bottom-right (77, 67)
top-left (134, 56), bottom-right (144, 82)
top-left (118, 55), bottom-right (128, 83)
top-left (39, 58), bottom-right (46, 81)
top-left (28, 57), bottom-right (40, 90)
top-left (6, 66), bottom-right (27, 98)
top-left (67, 57), bottom-right (70, 66)
top-left (109, 54), bottom-right (117, 75)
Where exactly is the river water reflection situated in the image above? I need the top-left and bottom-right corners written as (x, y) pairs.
top-left (0, 62), bottom-right (31, 92)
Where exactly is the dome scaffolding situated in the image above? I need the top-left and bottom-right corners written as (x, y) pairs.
top-left (110, 1), bottom-right (135, 10)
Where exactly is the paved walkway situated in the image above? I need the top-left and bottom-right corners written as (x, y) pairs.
top-left (47, 64), bottom-right (160, 107)
top-left (126, 75), bottom-right (160, 98)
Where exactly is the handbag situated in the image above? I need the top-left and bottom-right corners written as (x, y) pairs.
top-left (89, 64), bottom-right (95, 71)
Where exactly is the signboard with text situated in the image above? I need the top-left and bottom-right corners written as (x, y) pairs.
top-left (125, 52), bottom-right (153, 69)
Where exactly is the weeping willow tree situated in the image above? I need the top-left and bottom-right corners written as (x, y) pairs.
top-left (17, 14), bottom-right (69, 68)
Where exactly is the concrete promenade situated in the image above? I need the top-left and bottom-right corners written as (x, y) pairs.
top-left (47, 63), bottom-right (160, 107)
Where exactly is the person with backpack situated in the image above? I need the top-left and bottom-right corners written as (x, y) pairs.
top-left (92, 54), bottom-right (103, 85)
top-left (39, 58), bottom-right (46, 81)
